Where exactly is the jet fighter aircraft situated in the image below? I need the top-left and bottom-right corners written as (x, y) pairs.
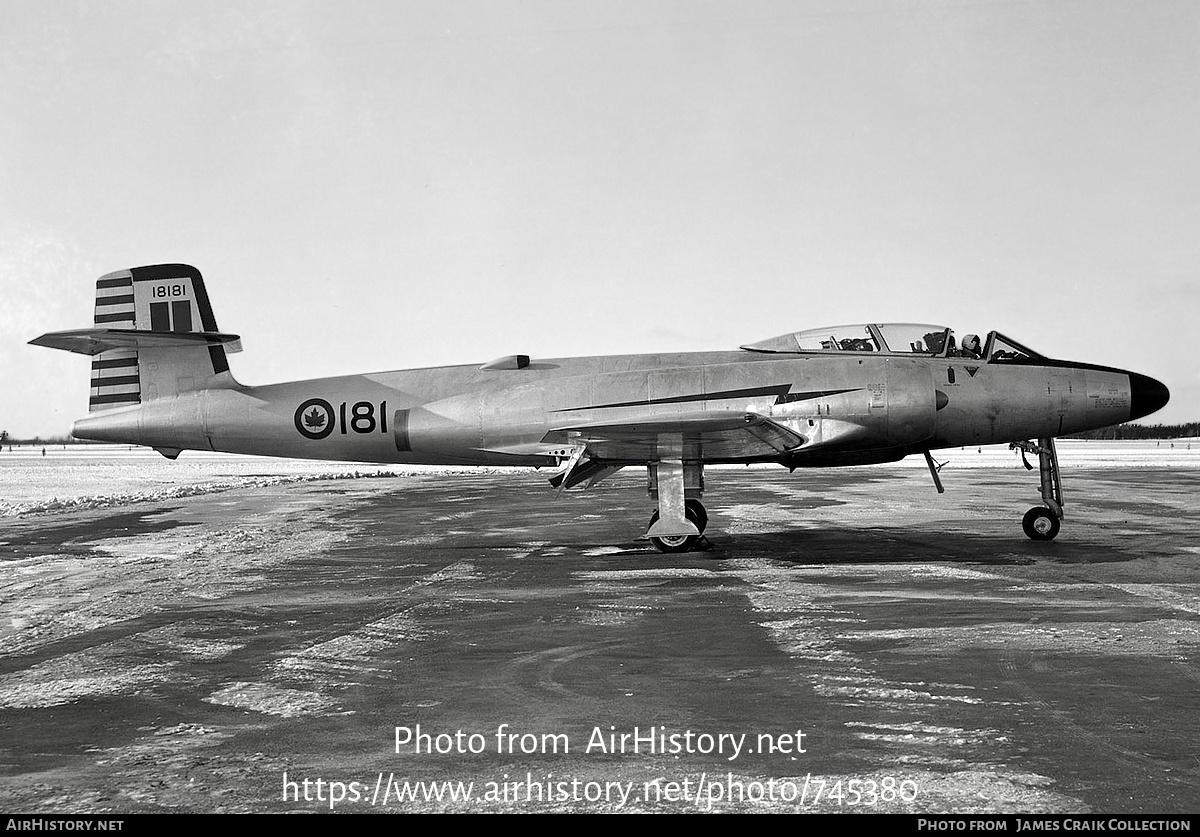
top-left (32, 264), bottom-right (1170, 552)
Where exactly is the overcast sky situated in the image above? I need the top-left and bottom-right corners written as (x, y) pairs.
top-left (3, 0), bottom-right (1197, 437)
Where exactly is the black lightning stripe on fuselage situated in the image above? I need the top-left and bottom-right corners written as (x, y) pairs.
top-left (552, 385), bottom-right (863, 412)
top-left (774, 388), bottom-right (861, 404)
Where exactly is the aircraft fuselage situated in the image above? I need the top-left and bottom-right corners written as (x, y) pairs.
top-left (73, 350), bottom-right (1142, 468)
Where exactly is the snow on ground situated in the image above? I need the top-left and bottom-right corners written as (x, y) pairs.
top-left (0, 445), bottom-right (518, 516)
top-left (0, 441), bottom-right (1197, 518)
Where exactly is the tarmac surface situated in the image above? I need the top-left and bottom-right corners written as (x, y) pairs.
top-left (1, 465), bottom-right (1199, 813)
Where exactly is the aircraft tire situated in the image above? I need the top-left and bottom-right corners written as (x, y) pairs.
top-left (1022, 507), bottom-right (1060, 541)
top-left (684, 499), bottom-right (708, 534)
top-left (648, 508), bottom-right (701, 554)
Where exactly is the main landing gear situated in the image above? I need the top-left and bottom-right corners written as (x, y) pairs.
top-left (645, 459), bottom-right (708, 553)
top-left (648, 499), bottom-right (709, 553)
top-left (1011, 437), bottom-right (1063, 541)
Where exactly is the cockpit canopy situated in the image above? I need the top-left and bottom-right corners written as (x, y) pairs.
top-left (741, 323), bottom-right (1045, 363)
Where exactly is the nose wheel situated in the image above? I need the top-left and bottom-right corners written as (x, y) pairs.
top-left (1022, 506), bottom-right (1060, 541)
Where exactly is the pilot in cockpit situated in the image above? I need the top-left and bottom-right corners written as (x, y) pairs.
top-left (960, 334), bottom-right (982, 359)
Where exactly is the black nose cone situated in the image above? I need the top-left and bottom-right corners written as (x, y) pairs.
top-left (1129, 373), bottom-right (1170, 421)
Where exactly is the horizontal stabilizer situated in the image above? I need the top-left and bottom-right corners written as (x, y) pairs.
top-left (30, 328), bottom-right (243, 356)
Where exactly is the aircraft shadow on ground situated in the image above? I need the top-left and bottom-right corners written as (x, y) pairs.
top-left (601, 526), bottom-right (1142, 567)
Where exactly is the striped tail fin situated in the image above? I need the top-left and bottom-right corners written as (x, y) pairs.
top-left (31, 264), bottom-right (241, 411)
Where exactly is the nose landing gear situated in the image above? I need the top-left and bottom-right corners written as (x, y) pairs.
top-left (1012, 437), bottom-right (1063, 541)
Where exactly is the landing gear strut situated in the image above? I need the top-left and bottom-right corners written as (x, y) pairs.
top-left (1011, 437), bottom-right (1063, 541)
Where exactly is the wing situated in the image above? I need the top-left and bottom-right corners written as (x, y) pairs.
top-left (541, 410), bottom-right (805, 462)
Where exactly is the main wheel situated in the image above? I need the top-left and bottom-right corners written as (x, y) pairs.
top-left (684, 499), bottom-right (708, 534)
top-left (1022, 506), bottom-right (1060, 541)
top-left (648, 507), bottom-right (701, 553)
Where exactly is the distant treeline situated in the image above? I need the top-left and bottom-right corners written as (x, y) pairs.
top-left (1064, 422), bottom-right (1200, 440)
top-left (0, 434), bottom-right (93, 446)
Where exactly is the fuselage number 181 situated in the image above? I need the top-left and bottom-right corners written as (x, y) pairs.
top-left (294, 398), bottom-right (388, 440)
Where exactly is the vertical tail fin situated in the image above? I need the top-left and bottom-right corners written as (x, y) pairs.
top-left (125, 264), bottom-right (236, 402)
top-left (32, 263), bottom-right (241, 411)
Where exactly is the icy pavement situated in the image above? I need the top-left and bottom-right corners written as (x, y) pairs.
top-left (0, 445), bottom-right (519, 516)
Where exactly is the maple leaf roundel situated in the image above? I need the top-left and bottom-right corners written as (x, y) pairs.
top-left (294, 398), bottom-right (335, 440)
